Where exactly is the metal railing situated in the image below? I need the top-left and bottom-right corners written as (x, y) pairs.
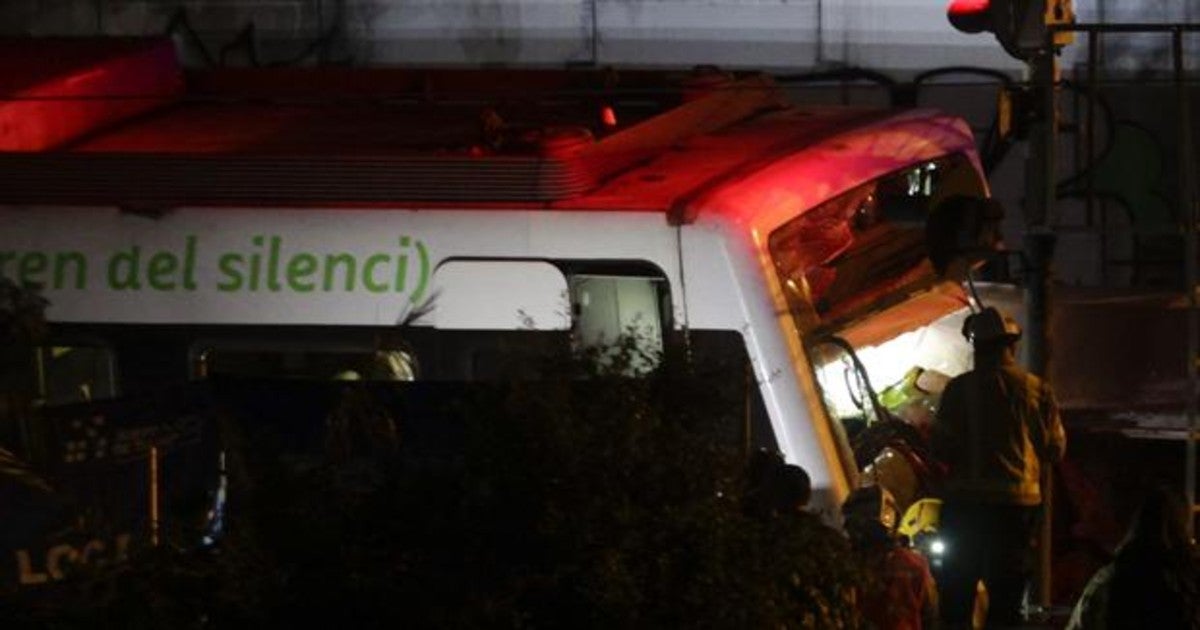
top-left (1051, 22), bottom-right (1199, 526)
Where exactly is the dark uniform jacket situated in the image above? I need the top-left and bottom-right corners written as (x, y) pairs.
top-left (931, 363), bottom-right (1066, 506)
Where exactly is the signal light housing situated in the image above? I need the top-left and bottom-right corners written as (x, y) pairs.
top-left (946, 0), bottom-right (1074, 60)
top-left (947, 0), bottom-right (991, 34)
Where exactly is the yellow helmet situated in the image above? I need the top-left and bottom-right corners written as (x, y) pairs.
top-left (898, 497), bottom-right (942, 539)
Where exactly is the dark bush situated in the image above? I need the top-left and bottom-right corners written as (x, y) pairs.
top-left (4, 337), bottom-right (863, 628)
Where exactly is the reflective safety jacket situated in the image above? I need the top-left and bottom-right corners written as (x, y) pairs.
top-left (931, 364), bottom-right (1066, 506)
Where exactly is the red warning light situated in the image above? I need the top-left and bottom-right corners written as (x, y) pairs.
top-left (947, 0), bottom-right (991, 34)
top-left (600, 105), bottom-right (618, 128)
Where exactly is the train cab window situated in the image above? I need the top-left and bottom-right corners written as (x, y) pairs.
top-left (769, 153), bottom-right (987, 510)
top-left (768, 152), bottom-right (986, 328)
top-left (806, 304), bottom-right (976, 513)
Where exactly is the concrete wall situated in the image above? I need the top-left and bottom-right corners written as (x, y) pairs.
top-left (1, 1), bottom-right (1195, 74)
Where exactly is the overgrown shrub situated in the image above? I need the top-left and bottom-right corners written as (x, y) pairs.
top-left (5, 337), bottom-right (864, 628)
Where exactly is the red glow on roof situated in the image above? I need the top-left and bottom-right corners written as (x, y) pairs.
top-left (0, 38), bottom-right (182, 151)
top-left (0, 40), bottom-right (984, 218)
top-left (700, 111), bottom-right (980, 228)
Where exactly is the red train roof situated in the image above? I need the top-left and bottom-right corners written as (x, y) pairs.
top-left (0, 37), bottom-right (978, 218)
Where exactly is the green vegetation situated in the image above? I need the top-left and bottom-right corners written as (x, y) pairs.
top-left (2, 331), bottom-right (863, 628)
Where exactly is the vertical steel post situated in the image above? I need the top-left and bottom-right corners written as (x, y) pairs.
top-left (1024, 233), bottom-right (1057, 377)
top-left (1088, 32), bottom-right (1105, 284)
top-left (590, 0), bottom-right (599, 66)
top-left (1042, 51), bottom-right (1058, 233)
top-left (150, 445), bottom-right (160, 547)
top-left (1023, 41), bottom-right (1059, 614)
top-left (1025, 229), bottom-right (1057, 613)
top-left (1176, 27), bottom-right (1199, 537)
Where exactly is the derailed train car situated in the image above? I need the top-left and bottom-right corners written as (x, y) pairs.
top-left (0, 38), bottom-right (1001, 581)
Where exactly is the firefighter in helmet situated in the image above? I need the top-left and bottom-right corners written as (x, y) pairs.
top-left (843, 485), bottom-right (939, 629)
top-left (931, 307), bottom-right (1066, 628)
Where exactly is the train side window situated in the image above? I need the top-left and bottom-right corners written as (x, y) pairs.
top-left (34, 345), bottom-right (118, 406)
top-left (569, 273), bottom-right (669, 373)
top-left (194, 342), bottom-right (417, 382)
top-left (423, 260), bottom-right (571, 331)
top-left (685, 330), bottom-right (778, 455)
